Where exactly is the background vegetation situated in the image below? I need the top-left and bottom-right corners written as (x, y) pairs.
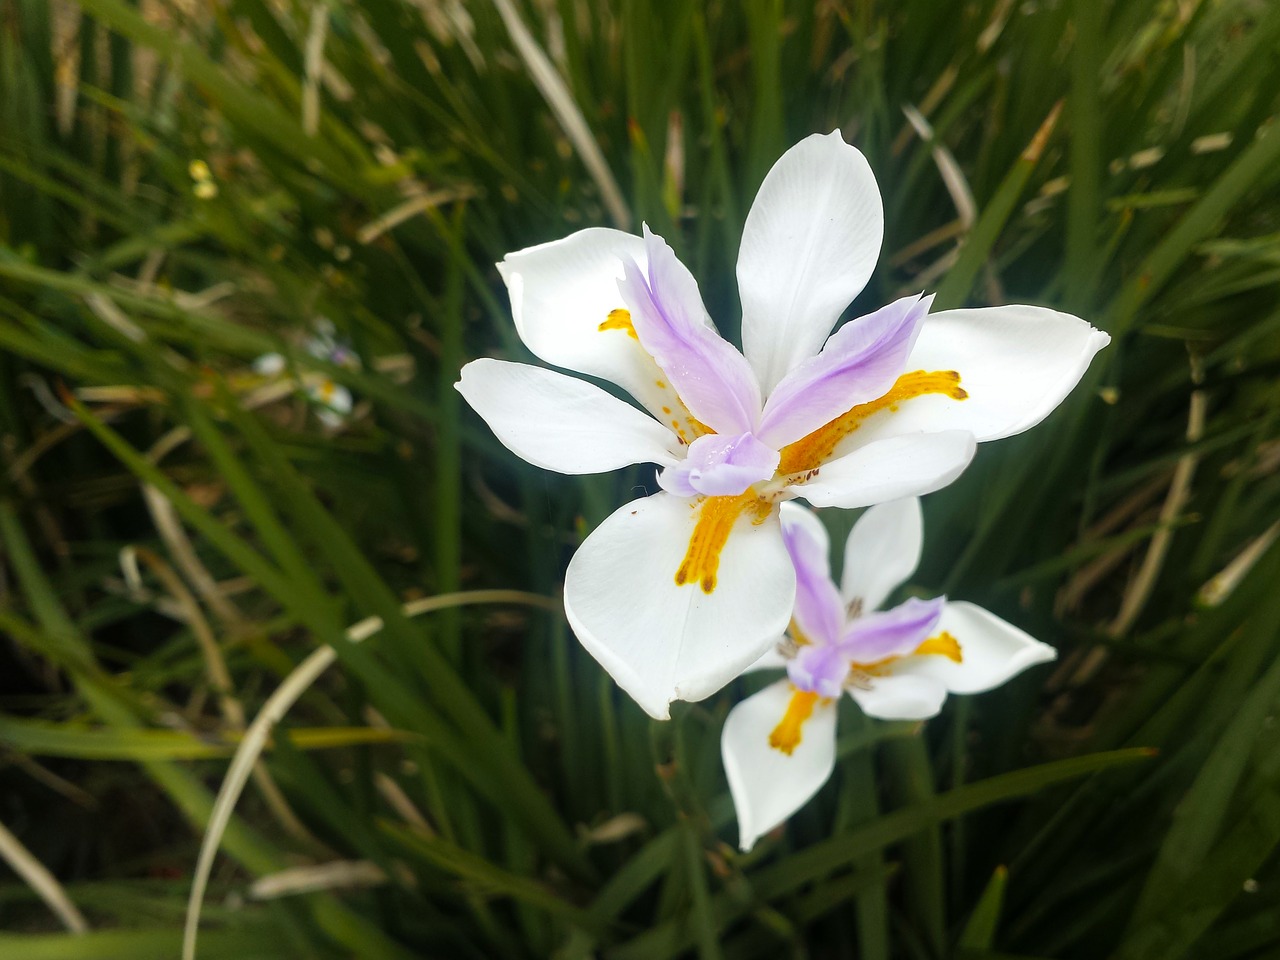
top-left (1, 0), bottom-right (1279, 957)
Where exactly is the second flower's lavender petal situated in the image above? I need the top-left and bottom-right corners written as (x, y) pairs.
top-left (757, 294), bottom-right (932, 449)
top-left (779, 502), bottom-right (846, 648)
top-left (620, 226), bottom-right (763, 436)
top-left (658, 432), bottom-right (779, 498)
top-left (786, 642), bottom-right (850, 699)
top-left (842, 595), bottom-right (945, 663)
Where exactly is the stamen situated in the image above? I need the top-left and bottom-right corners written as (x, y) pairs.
top-left (778, 370), bottom-right (968, 476)
top-left (598, 308), bottom-right (637, 338)
top-left (769, 688), bottom-right (822, 755)
top-left (674, 491), bottom-right (771, 593)
top-left (914, 631), bottom-right (962, 662)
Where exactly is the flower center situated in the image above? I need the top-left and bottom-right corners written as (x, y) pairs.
top-left (778, 370), bottom-right (968, 476)
top-left (768, 687), bottom-right (826, 755)
top-left (674, 491), bottom-right (772, 593)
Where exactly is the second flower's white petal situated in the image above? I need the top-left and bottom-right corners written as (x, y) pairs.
top-left (722, 681), bottom-right (838, 851)
top-left (853, 305), bottom-right (1111, 445)
top-left (737, 131), bottom-right (886, 394)
top-left (897, 601), bottom-right (1057, 694)
top-left (841, 498), bottom-right (924, 613)
top-left (849, 673), bottom-right (948, 720)
top-left (791, 431), bottom-right (976, 509)
top-left (456, 359), bottom-right (680, 474)
top-left (564, 492), bottom-right (795, 719)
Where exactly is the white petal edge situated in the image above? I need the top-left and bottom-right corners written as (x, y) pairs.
top-left (722, 680), bottom-right (838, 851)
top-left (497, 228), bottom-right (676, 408)
top-left (737, 131), bottom-right (886, 394)
top-left (896, 600), bottom-right (1057, 695)
top-left (849, 673), bottom-right (948, 720)
top-left (790, 431), bottom-right (977, 509)
top-left (456, 359), bottom-right (680, 474)
top-left (841, 498), bottom-right (924, 614)
top-left (564, 492), bottom-right (795, 719)
top-left (744, 642), bottom-right (790, 674)
top-left (851, 305), bottom-right (1111, 446)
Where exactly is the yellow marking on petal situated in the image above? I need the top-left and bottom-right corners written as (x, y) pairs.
top-left (849, 630), bottom-right (963, 683)
top-left (674, 491), bottom-right (771, 593)
top-left (778, 370), bottom-right (968, 476)
top-left (687, 415), bottom-right (713, 437)
top-left (787, 619), bottom-right (812, 646)
top-left (320, 380), bottom-right (336, 401)
top-left (914, 631), bottom-right (962, 662)
top-left (769, 688), bottom-right (824, 755)
top-left (599, 308), bottom-right (637, 338)
top-left (656, 379), bottom-right (667, 388)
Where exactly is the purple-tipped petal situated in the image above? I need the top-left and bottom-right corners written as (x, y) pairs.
top-left (786, 642), bottom-right (850, 699)
top-left (620, 226), bottom-right (763, 435)
top-left (658, 432), bottom-right (779, 498)
top-left (842, 595), bottom-right (945, 664)
top-left (757, 294), bottom-right (932, 449)
top-left (779, 503), bottom-right (845, 648)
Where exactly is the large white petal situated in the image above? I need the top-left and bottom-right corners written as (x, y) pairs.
top-left (841, 498), bottom-right (924, 613)
top-left (849, 673), bottom-right (948, 720)
top-left (896, 601), bottom-right (1057, 694)
top-left (738, 131), bottom-right (885, 394)
top-left (851, 305), bottom-right (1111, 445)
top-left (456, 359), bottom-right (680, 474)
top-left (791, 431), bottom-right (976, 509)
top-left (722, 680), bottom-right (838, 851)
top-left (564, 492), bottom-right (795, 719)
top-left (498, 228), bottom-right (678, 416)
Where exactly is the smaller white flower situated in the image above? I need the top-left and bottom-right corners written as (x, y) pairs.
top-left (254, 319), bottom-right (359, 427)
top-left (721, 499), bottom-right (1057, 852)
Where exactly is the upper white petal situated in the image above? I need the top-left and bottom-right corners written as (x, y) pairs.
top-left (737, 131), bottom-right (885, 394)
top-left (563, 492), bottom-right (795, 719)
top-left (849, 673), bottom-right (948, 720)
top-left (456, 359), bottom-right (680, 474)
top-left (498, 228), bottom-right (677, 412)
top-left (895, 600), bottom-right (1057, 694)
top-left (851, 305), bottom-right (1110, 445)
top-left (841, 498), bottom-right (924, 613)
top-left (722, 680), bottom-right (838, 851)
top-left (790, 431), bottom-right (976, 509)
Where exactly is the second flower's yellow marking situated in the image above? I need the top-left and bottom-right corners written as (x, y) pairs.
top-left (914, 631), bottom-right (962, 662)
top-left (769, 688), bottom-right (825, 755)
top-left (598, 308), bottom-right (637, 338)
top-left (849, 631), bottom-right (964, 683)
top-left (778, 370), bottom-right (968, 476)
top-left (675, 492), bottom-right (771, 593)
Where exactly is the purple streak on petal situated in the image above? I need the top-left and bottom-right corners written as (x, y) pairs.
top-left (657, 431), bottom-right (779, 498)
top-left (786, 642), bottom-right (850, 698)
top-left (841, 595), bottom-right (945, 664)
top-left (619, 226), bottom-right (763, 435)
top-left (780, 508), bottom-right (845, 648)
top-left (756, 293), bottom-right (933, 449)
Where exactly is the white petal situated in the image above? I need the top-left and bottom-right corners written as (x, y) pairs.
top-left (738, 131), bottom-right (885, 394)
top-left (791, 431), bottom-right (976, 509)
top-left (564, 492), bottom-right (795, 719)
top-left (722, 680), bottom-right (838, 851)
top-left (254, 353), bottom-right (286, 376)
top-left (896, 601), bottom-right (1057, 694)
top-left (744, 643), bottom-right (790, 673)
top-left (456, 359), bottom-right (680, 474)
top-left (849, 673), bottom-right (948, 720)
top-left (841, 498), bottom-right (924, 613)
top-left (498, 228), bottom-right (678, 414)
top-left (851, 305), bottom-right (1111, 445)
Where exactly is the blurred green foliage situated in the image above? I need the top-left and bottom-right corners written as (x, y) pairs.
top-left (0, 0), bottom-right (1278, 957)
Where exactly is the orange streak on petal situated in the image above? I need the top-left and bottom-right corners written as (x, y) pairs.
top-left (914, 631), bottom-right (962, 662)
top-left (674, 492), bottom-right (771, 593)
top-left (778, 370), bottom-right (968, 476)
top-left (769, 688), bottom-right (822, 755)
top-left (598, 308), bottom-right (638, 338)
